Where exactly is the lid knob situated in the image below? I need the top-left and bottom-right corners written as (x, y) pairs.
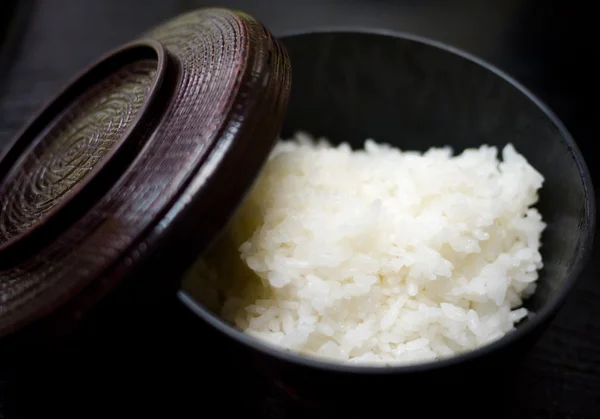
top-left (0, 40), bottom-right (171, 264)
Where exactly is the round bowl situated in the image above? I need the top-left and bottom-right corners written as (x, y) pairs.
top-left (179, 29), bottom-right (595, 414)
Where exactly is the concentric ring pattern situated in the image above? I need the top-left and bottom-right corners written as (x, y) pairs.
top-left (0, 60), bottom-right (156, 246)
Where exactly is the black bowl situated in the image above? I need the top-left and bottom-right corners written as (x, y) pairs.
top-left (179, 30), bottom-right (595, 414)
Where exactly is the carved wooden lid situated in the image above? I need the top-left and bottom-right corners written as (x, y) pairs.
top-left (0, 8), bottom-right (291, 342)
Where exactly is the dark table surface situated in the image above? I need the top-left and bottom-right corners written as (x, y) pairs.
top-left (0, 0), bottom-right (598, 418)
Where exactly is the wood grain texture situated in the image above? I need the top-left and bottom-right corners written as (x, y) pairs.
top-left (0, 0), bottom-right (598, 418)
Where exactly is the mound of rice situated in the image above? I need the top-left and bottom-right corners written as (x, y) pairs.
top-left (183, 132), bottom-right (546, 366)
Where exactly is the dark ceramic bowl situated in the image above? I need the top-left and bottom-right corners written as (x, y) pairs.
top-left (179, 30), bottom-right (595, 414)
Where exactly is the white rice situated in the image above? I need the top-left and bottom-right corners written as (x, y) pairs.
top-left (183, 131), bottom-right (546, 366)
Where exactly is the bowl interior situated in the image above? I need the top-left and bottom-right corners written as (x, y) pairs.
top-left (179, 31), bottom-right (594, 370)
top-left (278, 31), bottom-right (593, 316)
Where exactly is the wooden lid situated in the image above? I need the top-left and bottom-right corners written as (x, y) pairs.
top-left (0, 8), bottom-right (291, 342)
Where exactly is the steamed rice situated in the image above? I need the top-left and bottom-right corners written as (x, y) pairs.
top-left (183, 131), bottom-right (545, 366)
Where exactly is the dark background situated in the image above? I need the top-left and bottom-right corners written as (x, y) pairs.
top-left (0, 0), bottom-right (598, 417)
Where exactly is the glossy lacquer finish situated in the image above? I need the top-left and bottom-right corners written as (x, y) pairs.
top-left (179, 31), bottom-right (595, 415)
top-left (0, 9), bottom-right (290, 346)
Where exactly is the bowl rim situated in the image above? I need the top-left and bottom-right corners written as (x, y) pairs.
top-left (178, 27), bottom-right (597, 375)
